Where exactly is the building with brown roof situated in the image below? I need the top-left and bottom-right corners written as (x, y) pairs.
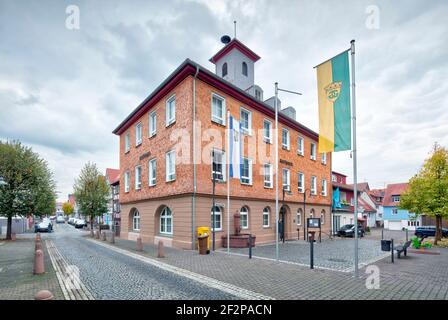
top-left (383, 183), bottom-right (420, 230)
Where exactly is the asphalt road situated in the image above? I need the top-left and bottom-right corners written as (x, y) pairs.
top-left (42, 223), bottom-right (236, 300)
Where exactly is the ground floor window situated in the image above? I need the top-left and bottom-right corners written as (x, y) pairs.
top-left (408, 220), bottom-right (420, 227)
top-left (320, 210), bottom-right (325, 225)
top-left (240, 207), bottom-right (249, 229)
top-left (132, 209), bottom-right (140, 231)
top-left (211, 206), bottom-right (222, 231)
top-left (160, 207), bottom-right (173, 235)
top-left (262, 207), bottom-right (270, 227)
top-left (297, 208), bottom-right (302, 225)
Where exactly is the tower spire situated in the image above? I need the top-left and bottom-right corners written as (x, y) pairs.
top-left (234, 20), bottom-right (237, 39)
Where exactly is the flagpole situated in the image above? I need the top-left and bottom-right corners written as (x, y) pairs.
top-left (274, 82), bottom-right (279, 261)
top-left (227, 110), bottom-right (230, 254)
top-left (350, 39), bottom-right (359, 277)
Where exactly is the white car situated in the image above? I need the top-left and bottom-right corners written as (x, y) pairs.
top-left (35, 219), bottom-right (53, 232)
top-left (56, 216), bottom-right (65, 223)
top-left (74, 219), bottom-right (87, 228)
top-left (68, 218), bottom-right (75, 225)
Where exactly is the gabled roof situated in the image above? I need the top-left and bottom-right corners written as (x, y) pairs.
top-left (348, 182), bottom-right (370, 192)
top-left (209, 38), bottom-right (261, 64)
top-left (105, 168), bottom-right (120, 185)
top-left (369, 188), bottom-right (385, 205)
top-left (112, 59), bottom-right (319, 141)
top-left (383, 183), bottom-right (408, 207)
top-left (358, 197), bottom-right (376, 213)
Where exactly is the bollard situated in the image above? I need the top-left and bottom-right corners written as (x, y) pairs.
top-left (157, 240), bottom-right (165, 258)
top-left (36, 233), bottom-right (41, 241)
top-left (110, 231), bottom-right (115, 244)
top-left (391, 238), bottom-right (394, 264)
top-left (248, 235), bottom-right (252, 259)
top-left (136, 236), bottom-right (143, 252)
top-left (95, 230), bottom-right (100, 239)
top-left (34, 249), bottom-right (45, 275)
top-left (35, 290), bottom-right (54, 300)
top-left (102, 232), bottom-right (107, 241)
top-left (35, 240), bottom-right (42, 251)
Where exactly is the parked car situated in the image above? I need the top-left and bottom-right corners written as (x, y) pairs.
top-left (68, 218), bottom-right (75, 225)
top-left (337, 224), bottom-right (365, 238)
top-left (56, 216), bottom-right (65, 224)
top-left (74, 219), bottom-right (87, 228)
top-left (415, 226), bottom-right (448, 238)
top-left (35, 218), bottom-right (53, 233)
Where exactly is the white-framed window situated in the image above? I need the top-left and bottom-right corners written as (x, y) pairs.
top-left (211, 93), bottom-right (226, 125)
top-left (392, 208), bottom-right (398, 215)
top-left (321, 152), bottom-right (327, 165)
top-left (311, 176), bottom-right (317, 195)
top-left (124, 171), bottom-right (130, 193)
top-left (298, 172), bottom-right (304, 193)
top-left (222, 63), bottom-right (228, 77)
top-left (310, 208), bottom-right (315, 218)
top-left (240, 207), bottom-right (249, 229)
top-left (321, 179), bottom-right (327, 196)
top-left (320, 210), bottom-right (325, 225)
top-left (135, 166), bottom-right (142, 190)
top-left (264, 163), bottom-right (273, 188)
top-left (135, 123), bottom-right (142, 146)
top-left (310, 143), bottom-right (317, 160)
top-left (166, 94), bottom-right (176, 126)
top-left (263, 119), bottom-right (272, 143)
top-left (282, 168), bottom-right (290, 192)
top-left (132, 209), bottom-right (140, 231)
top-left (240, 107), bottom-right (252, 135)
top-left (211, 206), bottom-right (222, 231)
top-left (262, 207), bottom-right (270, 228)
top-left (297, 208), bottom-right (302, 226)
top-left (148, 159), bottom-right (156, 186)
top-left (124, 132), bottom-right (130, 153)
top-left (310, 142), bottom-right (316, 160)
top-left (149, 111), bottom-right (157, 137)
top-left (297, 136), bottom-right (304, 156)
top-left (332, 174), bottom-right (337, 182)
top-left (160, 207), bottom-right (173, 235)
top-left (242, 62), bottom-right (248, 76)
top-left (255, 89), bottom-right (262, 101)
top-left (212, 149), bottom-right (226, 182)
top-left (241, 157), bottom-right (252, 185)
top-left (166, 150), bottom-right (176, 182)
top-left (282, 128), bottom-right (290, 150)
top-left (392, 195), bottom-right (400, 202)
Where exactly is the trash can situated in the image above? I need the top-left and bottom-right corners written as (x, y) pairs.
top-left (197, 227), bottom-right (211, 251)
top-left (198, 233), bottom-right (209, 255)
top-left (381, 239), bottom-right (391, 251)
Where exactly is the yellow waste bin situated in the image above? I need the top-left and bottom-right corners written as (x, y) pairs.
top-left (196, 227), bottom-right (211, 252)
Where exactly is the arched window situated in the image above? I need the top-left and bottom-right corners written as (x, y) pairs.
top-left (132, 209), bottom-right (140, 231)
top-left (242, 62), bottom-right (248, 76)
top-left (320, 210), bottom-right (325, 225)
top-left (297, 208), bottom-right (302, 226)
top-left (160, 207), bottom-right (173, 235)
top-left (211, 206), bottom-right (222, 231)
top-left (262, 207), bottom-right (270, 227)
top-left (222, 63), bottom-right (228, 77)
top-left (240, 207), bottom-right (249, 229)
top-left (310, 208), bottom-right (315, 218)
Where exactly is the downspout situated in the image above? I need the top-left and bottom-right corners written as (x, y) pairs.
top-left (192, 66), bottom-right (199, 250)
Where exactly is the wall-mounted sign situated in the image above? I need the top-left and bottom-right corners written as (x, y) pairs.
top-left (280, 159), bottom-right (293, 166)
top-left (139, 151), bottom-right (151, 161)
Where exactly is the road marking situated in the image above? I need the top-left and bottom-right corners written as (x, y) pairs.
top-left (87, 238), bottom-right (274, 300)
top-left (46, 240), bottom-right (94, 300)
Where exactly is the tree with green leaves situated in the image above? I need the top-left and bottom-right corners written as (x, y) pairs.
top-left (73, 162), bottom-right (109, 233)
top-left (0, 140), bottom-right (57, 240)
top-left (62, 202), bottom-right (74, 216)
top-left (400, 143), bottom-right (448, 244)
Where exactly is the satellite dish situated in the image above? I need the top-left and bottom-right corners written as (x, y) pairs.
top-left (221, 35), bottom-right (231, 44)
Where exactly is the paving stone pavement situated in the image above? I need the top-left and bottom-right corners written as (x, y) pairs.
top-left (107, 233), bottom-right (448, 300)
top-left (0, 238), bottom-right (64, 300)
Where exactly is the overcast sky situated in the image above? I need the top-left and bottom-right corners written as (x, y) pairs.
top-left (1, 0), bottom-right (447, 202)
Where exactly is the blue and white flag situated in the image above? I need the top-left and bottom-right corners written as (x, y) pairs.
top-left (228, 115), bottom-right (242, 179)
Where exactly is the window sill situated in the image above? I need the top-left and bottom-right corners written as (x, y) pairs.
top-left (166, 179), bottom-right (176, 183)
top-left (297, 152), bottom-right (304, 157)
top-left (262, 226), bottom-right (271, 229)
top-left (135, 143), bottom-right (142, 149)
top-left (240, 182), bottom-right (253, 186)
top-left (282, 146), bottom-right (290, 151)
top-left (165, 120), bottom-right (176, 128)
top-left (159, 233), bottom-right (173, 238)
top-left (264, 185), bottom-right (273, 189)
top-left (148, 184), bottom-right (156, 188)
top-left (263, 138), bottom-right (272, 144)
top-left (211, 119), bottom-right (226, 127)
top-left (310, 158), bottom-right (316, 161)
top-left (125, 150), bottom-right (130, 154)
top-left (149, 133), bottom-right (156, 139)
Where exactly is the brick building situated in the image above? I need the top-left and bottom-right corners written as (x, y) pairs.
top-left (113, 38), bottom-right (332, 249)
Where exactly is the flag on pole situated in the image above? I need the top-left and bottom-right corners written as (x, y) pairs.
top-left (316, 50), bottom-right (351, 153)
top-left (228, 115), bottom-right (242, 179)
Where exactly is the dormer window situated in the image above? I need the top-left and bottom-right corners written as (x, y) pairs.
top-left (242, 62), bottom-right (248, 76)
top-left (222, 63), bottom-right (228, 77)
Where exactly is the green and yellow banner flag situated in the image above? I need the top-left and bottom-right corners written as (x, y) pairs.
top-left (316, 51), bottom-right (351, 153)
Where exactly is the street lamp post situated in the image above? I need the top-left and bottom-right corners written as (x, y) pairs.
top-left (212, 153), bottom-right (216, 252)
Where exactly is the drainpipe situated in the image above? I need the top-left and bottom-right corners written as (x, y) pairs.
top-left (192, 66), bottom-right (199, 250)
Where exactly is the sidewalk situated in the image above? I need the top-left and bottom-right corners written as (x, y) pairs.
top-left (89, 234), bottom-right (448, 300)
top-left (0, 239), bottom-right (64, 300)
